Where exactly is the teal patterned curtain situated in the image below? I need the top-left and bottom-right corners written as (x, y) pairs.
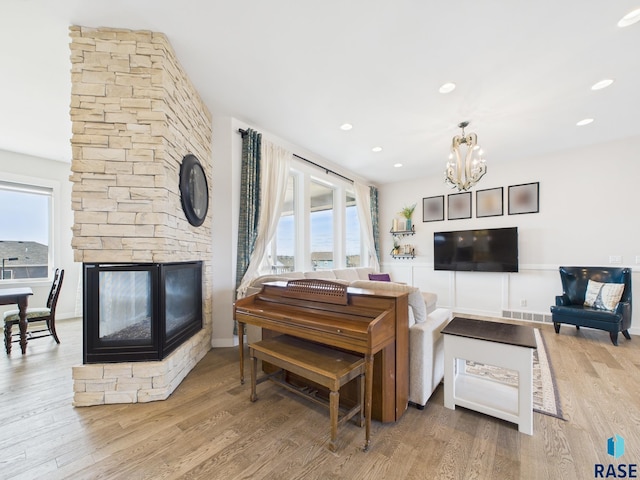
top-left (370, 186), bottom-right (380, 262)
top-left (235, 129), bottom-right (262, 297)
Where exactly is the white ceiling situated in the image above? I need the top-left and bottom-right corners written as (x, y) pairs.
top-left (1, 0), bottom-right (639, 185)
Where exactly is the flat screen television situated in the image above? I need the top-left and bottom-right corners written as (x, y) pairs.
top-left (434, 227), bottom-right (518, 272)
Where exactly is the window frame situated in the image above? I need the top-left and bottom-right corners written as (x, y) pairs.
top-left (0, 173), bottom-right (59, 286)
top-left (264, 159), bottom-right (367, 274)
top-left (344, 188), bottom-right (363, 268)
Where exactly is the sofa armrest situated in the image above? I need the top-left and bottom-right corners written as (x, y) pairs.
top-left (408, 308), bottom-right (452, 406)
top-left (555, 294), bottom-right (571, 306)
top-left (421, 292), bottom-right (437, 314)
top-left (410, 316), bottom-right (449, 366)
top-left (615, 300), bottom-right (630, 314)
top-left (615, 301), bottom-right (631, 329)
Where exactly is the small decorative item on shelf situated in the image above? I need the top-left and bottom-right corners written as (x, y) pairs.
top-left (391, 238), bottom-right (401, 256)
top-left (399, 203), bottom-right (416, 231)
top-left (406, 245), bottom-right (416, 256)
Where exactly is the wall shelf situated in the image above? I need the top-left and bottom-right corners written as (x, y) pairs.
top-left (390, 219), bottom-right (416, 259)
top-left (391, 253), bottom-right (415, 260)
top-left (389, 229), bottom-right (415, 237)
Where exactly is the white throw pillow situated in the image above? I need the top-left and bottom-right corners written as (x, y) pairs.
top-left (355, 267), bottom-right (376, 280)
top-left (349, 280), bottom-right (427, 324)
top-left (584, 280), bottom-right (624, 311)
top-left (286, 271), bottom-right (305, 279)
top-left (333, 268), bottom-right (360, 282)
top-left (408, 290), bottom-right (427, 323)
top-left (304, 270), bottom-right (336, 279)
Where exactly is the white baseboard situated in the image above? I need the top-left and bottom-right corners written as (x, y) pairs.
top-left (211, 336), bottom-right (238, 348)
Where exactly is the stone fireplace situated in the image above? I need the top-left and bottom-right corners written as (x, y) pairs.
top-left (69, 26), bottom-right (213, 406)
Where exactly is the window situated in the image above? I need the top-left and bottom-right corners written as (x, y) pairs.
top-left (345, 191), bottom-right (361, 267)
top-left (273, 174), bottom-right (296, 273)
top-left (260, 158), bottom-right (368, 275)
top-left (0, 181), bottom-right (52, 281)
top-left (310, 181), bottom-right (334, 271)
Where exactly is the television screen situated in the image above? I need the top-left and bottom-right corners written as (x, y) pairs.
top-left (434, 227), bottom-right (518, 272)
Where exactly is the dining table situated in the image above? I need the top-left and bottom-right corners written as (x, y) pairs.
top-left (0, 287), bottom-right (34, 354)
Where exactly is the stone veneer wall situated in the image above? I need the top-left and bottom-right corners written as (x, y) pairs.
top-left (69, 26), bottom-right (213, 406)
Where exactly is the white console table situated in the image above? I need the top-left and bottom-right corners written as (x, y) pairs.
top-left (442, 317), bottom-right (537, 435)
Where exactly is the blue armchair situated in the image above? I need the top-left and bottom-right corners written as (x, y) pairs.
top-left (550, 266), bottom-right (632, 345)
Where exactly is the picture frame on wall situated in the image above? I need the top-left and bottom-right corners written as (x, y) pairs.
top-left (422, 195), bottom-right (444, 222)
top-left (508, 182), bottom-right (539, 215)
top-left (476, 187), bottom-right (503, 218)
top-left (447, 192), bottom-right (472, 220)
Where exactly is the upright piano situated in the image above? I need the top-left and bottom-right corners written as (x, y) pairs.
top-left (234, 279), bottom-right (409, 423)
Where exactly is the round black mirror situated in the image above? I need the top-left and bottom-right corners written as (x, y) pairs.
top-left (179, 154), bottom-right (209, 227)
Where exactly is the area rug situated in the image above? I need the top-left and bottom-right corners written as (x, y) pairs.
top-left (464, 328), bottom-right (564, 419)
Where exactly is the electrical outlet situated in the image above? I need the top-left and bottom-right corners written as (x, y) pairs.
top-left (520, 299), bottom-right (527, 307)
top-left (609, 255), bottom-right (622, 264)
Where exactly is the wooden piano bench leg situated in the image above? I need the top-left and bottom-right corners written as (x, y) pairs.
top-left (329, 390), bottom-right (339, 452)
top-left (363, 354), bottom-right (374, 452)
top-left (358, 373), bottom-right (365, 428)
top-left (238, 322), bottom-right (245, 385)
top-left (250, 349), bottom-right (258, 402)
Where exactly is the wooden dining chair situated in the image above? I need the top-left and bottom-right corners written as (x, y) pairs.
top-left (3, 268), bottom-right (64, 354)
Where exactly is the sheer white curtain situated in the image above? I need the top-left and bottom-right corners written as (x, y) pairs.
top-left (237, 140), bottom-right (292, 297)
top-left (354, 181), bottom-right (380, 272)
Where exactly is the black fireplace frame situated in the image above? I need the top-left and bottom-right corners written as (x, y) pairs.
top-left (83, 261), bottom-right (203, 364)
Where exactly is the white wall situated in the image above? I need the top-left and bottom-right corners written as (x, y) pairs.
top-left (0, 149), bottom-right (79, 320)
top-left (210, 116), bottom-right (240, 347)
top-left (379, 135), bottom-right (640, 335)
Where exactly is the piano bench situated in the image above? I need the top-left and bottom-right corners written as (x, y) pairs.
top-left (249, 335), bottom-right (366, 452)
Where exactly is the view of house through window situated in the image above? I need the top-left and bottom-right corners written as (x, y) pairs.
top-left (273, 175), bottom-right (296, 273)
top-left (310, 181), bottom-right (334, 271)
top-left (0, 181), bottom-right (52, 280)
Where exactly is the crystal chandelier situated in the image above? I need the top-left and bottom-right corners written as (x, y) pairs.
top-left (444, 121), bottom-right (487, 191)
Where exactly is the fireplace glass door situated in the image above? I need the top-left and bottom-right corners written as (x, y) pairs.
top-left (162, 262), bottom-right (202, 353)
top-left (99, 270), bottom-right (152, 343)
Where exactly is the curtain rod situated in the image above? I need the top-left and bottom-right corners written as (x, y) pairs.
top-left (238, 128), bottom-right (353, 184)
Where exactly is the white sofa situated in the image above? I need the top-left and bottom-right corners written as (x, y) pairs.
top-left (242, 267), bottom-right (452, 408)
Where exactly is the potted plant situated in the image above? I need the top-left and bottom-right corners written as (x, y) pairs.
top-left (399, 203), bottom-right (416, 231)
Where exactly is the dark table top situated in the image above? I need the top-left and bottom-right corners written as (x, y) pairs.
top-left (441, 316), bottom-right (537, 349)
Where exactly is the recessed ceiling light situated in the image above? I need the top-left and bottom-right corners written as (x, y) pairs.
top-left (617, 8), bottom-right (640, 27)
top-left (340, 123), bottom-right (353, 131)
top-left (576, 118), bottom-right (594, 126)
top-left (439, 82), bottom-right (456, 94)
top-left (372, 146), bottom-right (383, 153)
top-left (591, 79), bottom-right (614, 90)
top-left (394, 163), bottom-right (403, 168)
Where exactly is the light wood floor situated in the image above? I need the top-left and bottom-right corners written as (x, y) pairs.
top-left (1, 318), bottom-right (639, 480)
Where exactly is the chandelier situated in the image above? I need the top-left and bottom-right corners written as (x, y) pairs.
top-left (444, 121), bottom-right (487, 191)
